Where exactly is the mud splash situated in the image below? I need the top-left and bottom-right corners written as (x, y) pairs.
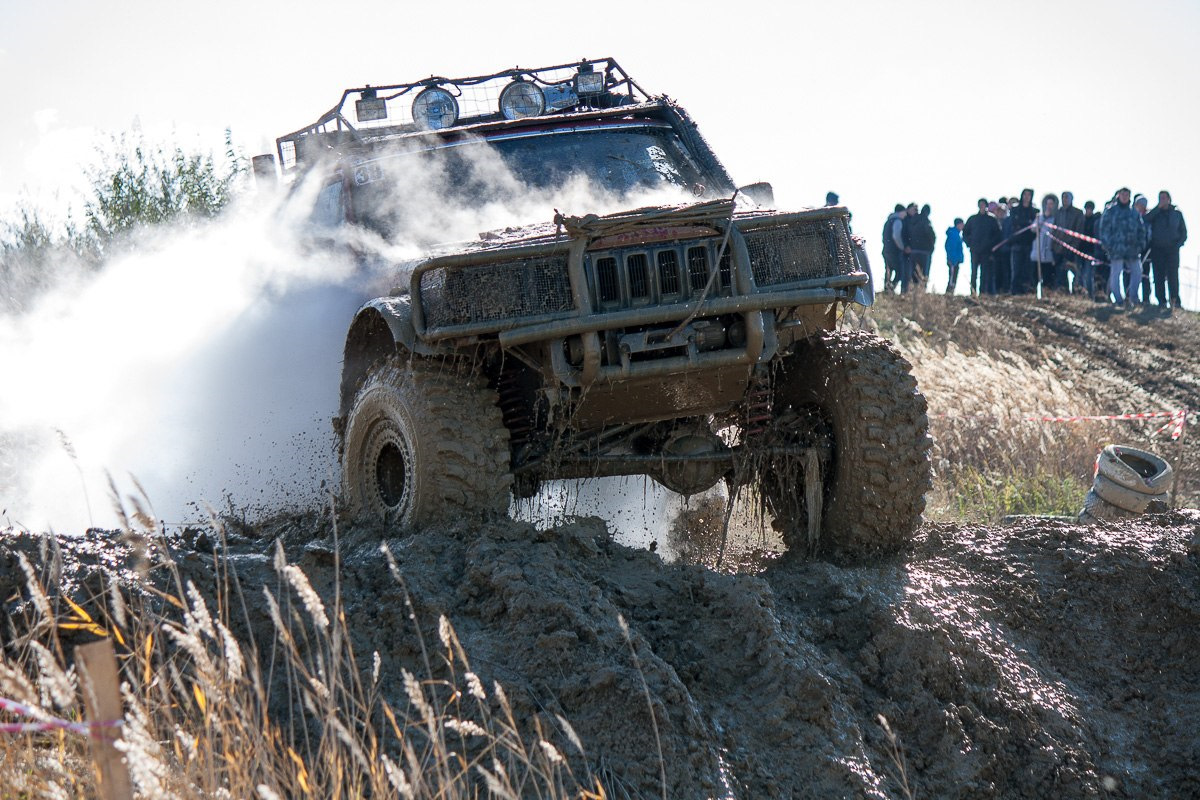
top-left (6, 510), bottom-right (1198, 798)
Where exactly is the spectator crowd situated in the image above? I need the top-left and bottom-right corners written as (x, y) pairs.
top-left (878, 189), bottom-right (1189, 312)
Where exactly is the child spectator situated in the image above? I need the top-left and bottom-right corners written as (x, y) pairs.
top-left (945, 217), bottom-right (966, 294)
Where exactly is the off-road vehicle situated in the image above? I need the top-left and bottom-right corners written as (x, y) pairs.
top-left (272, 58), bottom-right (931, 560)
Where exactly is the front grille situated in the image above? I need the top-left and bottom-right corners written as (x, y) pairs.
top-left (419, 255), bottom-right (573, 329)
top-left (588, 239), bottom-right (734, 311)
top-left (744, 219), bottom-right (855, 287)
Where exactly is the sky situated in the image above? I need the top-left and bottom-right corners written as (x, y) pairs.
top-left (2, 0), bottom-right (1198, 292)
top-left (2, 0), bottom-right (1199, 532)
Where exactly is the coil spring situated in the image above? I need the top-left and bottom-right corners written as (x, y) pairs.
top-left (498, 368), bottom-right (534, 453)
top-left (744, 368), bottom-right (773, 439)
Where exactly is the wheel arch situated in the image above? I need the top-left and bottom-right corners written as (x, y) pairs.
top-left (339, 298), bottom-right (417, 420)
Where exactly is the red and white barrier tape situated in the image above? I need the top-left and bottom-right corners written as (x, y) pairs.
top-left (990, 221), bottom-right (1038, 253)
top-left (1046, 232), bottom-right (1105, 265)
top-left (0, 695), bottom-right (121, 737)
top-left (937, 409), bottom-right (1188, 440)
top-left (1042, 221), bottom-right (1102, 246)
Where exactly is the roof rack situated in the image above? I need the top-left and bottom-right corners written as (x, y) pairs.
top-left (276, 57), bottom-right (650, 171)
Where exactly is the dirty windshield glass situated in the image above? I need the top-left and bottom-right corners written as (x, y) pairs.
top-left (351, 126), bottom-right (706, 238)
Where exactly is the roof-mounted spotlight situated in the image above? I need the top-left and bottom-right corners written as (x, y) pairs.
top-left (412, 86), bottom-right (459, 130)
top-left (574, 63), bottom-right (605, 96)
top-left (499, 80), bottom-right (546, 120)
top-left (355, 87), bottom-right (387, 122)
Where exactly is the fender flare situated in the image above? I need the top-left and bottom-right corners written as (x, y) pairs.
top-left (338, 296), bottom-right (423, 421)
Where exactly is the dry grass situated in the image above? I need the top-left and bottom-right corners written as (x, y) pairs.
top-left (866, 294), bottom-right (1175, 521)
top-left (0, 502), bottom-right (604, 800)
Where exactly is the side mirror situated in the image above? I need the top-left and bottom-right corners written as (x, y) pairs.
top-left (738, 181), bottom-right (774, 207)
top-left (252, 154), bottom-right (278, 186)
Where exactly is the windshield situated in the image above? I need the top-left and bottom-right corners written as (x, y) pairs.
top-left (349, 125), bottom-right (711, 239)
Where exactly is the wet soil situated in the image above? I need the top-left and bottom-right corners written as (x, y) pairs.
top-left (5, 510), bottom-right (1200, 799)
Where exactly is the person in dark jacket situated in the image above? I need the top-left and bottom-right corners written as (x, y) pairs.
top-left (1009, 188), bottom-right (1038, 294)
top-left (881, 203), bottom-right (906, 293)
top-left (994, 203), bottom-right (1013, 294)
top-left (1054, 191), bottom-right (1086, 293)
top-left (1081, 200), bottom-right (1103, 298)
top-left (903, 203), bottom-right (935, 293)
top-left (1100, 187), bottom-right (1148, 307)
top-left (963, 198), bottom-right (1000, 296)
top-left (1145, 190), bottom-right (1188, 311)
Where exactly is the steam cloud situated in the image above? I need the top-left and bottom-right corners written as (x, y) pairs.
top-left (1, 137), bottom-right (700, 534)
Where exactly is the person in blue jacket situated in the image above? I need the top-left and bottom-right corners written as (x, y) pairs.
top-left (945, 217), bottom-right (965, 294)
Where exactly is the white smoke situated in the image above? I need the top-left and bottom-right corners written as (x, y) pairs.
top-left (0, 135), bottom-right (702, 534)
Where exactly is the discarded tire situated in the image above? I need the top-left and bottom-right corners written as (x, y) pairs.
top-left (1092, 472), bottom-right (1163, 514)
top-left (1078, 488), bottom-right (1132, 523)
top-left (1077, 444), bottom-right (1172, 523)
top-left (1096, 444), bottom-right (1173, 494)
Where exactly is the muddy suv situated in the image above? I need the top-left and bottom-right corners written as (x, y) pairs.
top-left (274, 58), bottom-right (931, 560)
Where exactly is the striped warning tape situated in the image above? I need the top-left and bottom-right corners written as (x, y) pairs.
top-left (1046, 232), bottom-right (1104, 265)
top-left (0, 695), bottom-right (121, 737)
top-left (936, 409), bottom-right (1188, 440)
top-left (1042, 221), bottom-right (1102, 246)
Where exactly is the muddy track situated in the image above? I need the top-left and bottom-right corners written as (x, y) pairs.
top-left (5, 509), bottom-right (1199, 799)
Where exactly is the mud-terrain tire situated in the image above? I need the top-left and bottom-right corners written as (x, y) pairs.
top-left (341, 357), bottom-right (511, 526)
top-left (761, 329), bottom-right (932, 561)
top-left (1096, 444), bottom-right (1172, 495)
top-left (1092, 472), bottom-right (1163, 514)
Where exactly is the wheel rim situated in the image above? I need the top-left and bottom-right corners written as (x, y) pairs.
top-left (375, 441), bottom-right (408, 509)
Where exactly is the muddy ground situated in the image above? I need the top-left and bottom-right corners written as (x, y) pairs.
top-left (6, 293), bottom-right (1200, 798)
top-left (4, 510), bottom-right (1200, 799)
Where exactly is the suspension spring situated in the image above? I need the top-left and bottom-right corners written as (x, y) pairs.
top-left (498, 368), bottom-right (534, 453)
top-left (744, 367), bottom-right (773, 439)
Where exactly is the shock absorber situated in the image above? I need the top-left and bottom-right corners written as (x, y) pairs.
top-left (497, 367), bottom-right (534, 456)
top-left (743, 364), bottom-right (773, 439)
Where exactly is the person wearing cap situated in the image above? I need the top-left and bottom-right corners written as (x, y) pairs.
top-left (1099, 187), bottom-right (1148, 308)
top-left (1133, 195), bottom-right (1152, 304)
top-left (963, 198), bottom-right (1000, 296)
top-left (1054, 191), bottom-right (1086, 293)
top-left (1144, 190), bottom-right (1188, 311)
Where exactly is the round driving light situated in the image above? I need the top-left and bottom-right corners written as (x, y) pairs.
top-left (499, 80), bottom-right (546, 120)
top-left (411, 87), bottom-right (459, 130)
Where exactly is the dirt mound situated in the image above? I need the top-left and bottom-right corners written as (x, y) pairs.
top-left (12, 508), bottom-right (1196, 798)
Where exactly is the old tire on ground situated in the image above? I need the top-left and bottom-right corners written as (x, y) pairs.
top-left (341, 357), bottom-right (511, 526)
top-left (1092, 472), bottom-right (1163, 515)
top-left (759, 329), bottom-right (932, 561)
top-left (1078, 487), bottom-right (1134, 523)
top-left (1096, 444), bottom-right (1172, 495)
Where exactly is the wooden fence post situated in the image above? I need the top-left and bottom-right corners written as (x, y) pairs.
top-left (76, 638), bottom-right (133, 800)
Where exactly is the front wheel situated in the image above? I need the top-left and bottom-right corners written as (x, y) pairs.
top-left (341, 357), bottom-right (511, 526)
top-left (752, 329), bottom-right (932, 561)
